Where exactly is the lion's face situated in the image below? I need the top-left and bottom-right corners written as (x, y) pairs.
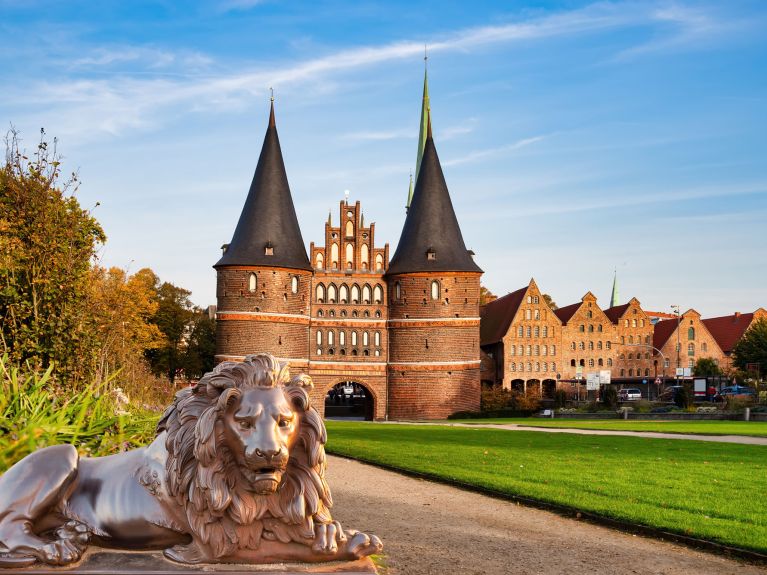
top-left (220, 387), bottom-right (301, 495)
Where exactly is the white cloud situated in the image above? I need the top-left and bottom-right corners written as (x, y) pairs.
top-left (444, 135), bottom-right (547, 167)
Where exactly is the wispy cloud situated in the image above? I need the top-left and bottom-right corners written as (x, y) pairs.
top-left (2, 2), bottom-right (746, 139)
top-left (341, 128), bottom-right (412, 141)
top-left (444, 135), bottom-right (547, 166)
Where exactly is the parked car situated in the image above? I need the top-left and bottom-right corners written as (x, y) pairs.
top-left (718, 386), bottom-right (756, 398)
top-left (618, 388), bottom-right (642, 401)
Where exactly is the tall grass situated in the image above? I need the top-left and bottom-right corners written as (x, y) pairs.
top-left (0, 355), bottom-right (159, 472)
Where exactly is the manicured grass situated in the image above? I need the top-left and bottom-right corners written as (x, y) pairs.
top-left (447, 418), bottom-right (767, 437)
top-left (325, 421), bottom-right (767, 554)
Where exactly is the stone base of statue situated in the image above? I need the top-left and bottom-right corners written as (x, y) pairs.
top-left (0, 550), bottom-right (378, 575)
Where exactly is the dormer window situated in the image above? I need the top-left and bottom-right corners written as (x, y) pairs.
top-left (221, 243), bottom-right (229, 254)
top-left (426, 247), bottom-right (436, 261)
top-left (264, 241), bottom-right (274, 256)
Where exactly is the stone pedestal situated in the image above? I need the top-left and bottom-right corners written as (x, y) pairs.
top-left (2, 550), bottom-right (378, 575)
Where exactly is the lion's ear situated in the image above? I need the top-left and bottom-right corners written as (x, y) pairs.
top-left (217, 387), bottom-right (241, 412)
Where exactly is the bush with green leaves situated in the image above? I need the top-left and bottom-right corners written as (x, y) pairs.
top-left (0, 355), bottom-right (158, 472)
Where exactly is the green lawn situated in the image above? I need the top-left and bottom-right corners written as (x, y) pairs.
top-left (446, 418), bottom-right (767, 437)
top-left (325, 421), bottom-right (767, 554)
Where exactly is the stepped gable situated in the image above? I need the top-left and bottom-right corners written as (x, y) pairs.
top-left (387, 119), bottom-right (481, 275)
top-left (480, 286), bottom-right (527, 346)
top-left (215, 101), bottom-right (311, 271)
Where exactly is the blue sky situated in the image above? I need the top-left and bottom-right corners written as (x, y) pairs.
top-left (2, 0), bottom-right (766, 316)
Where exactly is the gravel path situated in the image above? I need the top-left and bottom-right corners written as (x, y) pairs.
top-left (386, 421), bottom-right (767, 445)
top-left (326, 455), bottom-right (766, 575)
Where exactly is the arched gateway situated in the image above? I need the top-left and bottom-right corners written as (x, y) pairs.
top-left (324, 381), bottom-right (375, 421)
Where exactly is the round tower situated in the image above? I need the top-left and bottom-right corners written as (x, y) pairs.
top-left (214, 101), bottom-right (312, 368)
top-left (386, 117), bottom-right (482, 419)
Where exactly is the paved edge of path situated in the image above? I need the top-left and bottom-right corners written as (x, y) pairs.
top-left (325, 451), bottom-right (767, 567)
top-left (385, 420), bottom-right (767, 445)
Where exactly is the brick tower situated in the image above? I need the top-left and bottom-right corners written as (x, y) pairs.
top-left (386, 117), bottom-right (483, 419)
top-left (214, 101), bottom-right (312, 369)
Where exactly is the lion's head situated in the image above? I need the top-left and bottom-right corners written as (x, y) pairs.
top-left (157, 354), bottom-right (332, 558)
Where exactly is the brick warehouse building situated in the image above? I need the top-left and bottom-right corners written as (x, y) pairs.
top-left (214, 100), bottom-right (482, 420)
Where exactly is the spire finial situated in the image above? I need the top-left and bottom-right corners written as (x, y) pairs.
top-left (268, 88), bottom-right (275, 128)
top-left (424, 44), bottom-right (428, 68)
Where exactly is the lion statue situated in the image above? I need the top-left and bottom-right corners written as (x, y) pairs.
top-left (0, 354), bottom-right (382, 568)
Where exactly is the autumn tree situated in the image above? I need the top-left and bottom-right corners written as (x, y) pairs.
top-left (145, 281), bottom-right (195, 384)
top-left (0, 129), bottom-right (105, 387)
top-left (733, 318), bottom-right (767, 379)
top-left (480, 285), bottom-right (497, 305)
top-left (543, 293), bottom-right (558, 310)
top-left (181, 310), bottom-right (216, 380)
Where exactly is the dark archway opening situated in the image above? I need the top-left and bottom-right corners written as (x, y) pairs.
top-left (324, 381), bottom-right (374, 421)
top-left (542, 379), bottom-right (557, 399)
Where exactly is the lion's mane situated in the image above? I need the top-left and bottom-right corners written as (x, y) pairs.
top-left (157, 354), bottom-right (332, 558)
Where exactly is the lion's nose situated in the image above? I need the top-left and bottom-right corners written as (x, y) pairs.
top-left (250, 446), bottom-right (283, 461)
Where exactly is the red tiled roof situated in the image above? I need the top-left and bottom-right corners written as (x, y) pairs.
top-left (653, 318), bottom-right (678, 350)
top-left (702, 313), bottom-right (755, 354)
top-left (554, 301), bottom-right (581, 325)
top-left (480, 286), bottom-right (527, 346)
top-left (604, 303), bottom-right (630, 324)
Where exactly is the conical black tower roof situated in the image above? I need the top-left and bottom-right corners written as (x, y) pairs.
top-left (387, 121), bottom-right (482, 276)
top-left (215, 102), bottom-right (311, 271)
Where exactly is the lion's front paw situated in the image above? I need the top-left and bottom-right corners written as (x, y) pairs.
top-left (36, 538), bottom-right (84, 566)
top-left (343, 530), bottom-right (383, 559)
top-left (163, 543), bottom-right (209, 565)
top-left (312, 520), bottom-right (346, 555)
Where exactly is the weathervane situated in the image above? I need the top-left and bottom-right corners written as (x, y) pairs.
top-left (270, 87), bottom-right (274, 102)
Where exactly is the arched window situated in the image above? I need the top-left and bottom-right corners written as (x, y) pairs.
top-left (552, 345), bottom-right (556, 355)
top-left (339, 331), bottom-right (345, 346)
top-left (291, 276), bottom-right (298, 294)
top-left (345, 243), bottom-right (354, 268)
top-left (375, 254), bottom-right (384, 271)
top-left (645, 368), bottom-right (650, 376)
top-left (542, 326), bottom-right (548, 337)
top-left (248, 273), bottom-right (257, 292)
top-left (361, 244), bottom-right (369, 267)
top-left (317, 310), bottom-right (323, 317)
top-left (339, 284), bottom-right (349, 303)
top-left (598, 358), bottom-right (604, 366)
top-left (328, 284), bottom-right (337, 303)
top-left (624, 320), bottom-right (629, 327)
top-left (525, 309), bottom-right (531, 320)
top-left (316, 331), bottom-right (322, 345)
top-left (315, 252), bottom-right (324, 269)
top-left (510, 362), bottom-right (516, 372)
top-left (702, 342), bottom-right (708, 352)
top-left (375, 310), bottom-right (381, 318)
top-left (534, 309), bottom-right (540, 320)
top-left (534, 345), bottom-right (540, 355)
top-left (598, 324), bottom-right (603, 332)
top-left (534, 326), bottom-right (540, 337)
top-left (394, 281), bottom-right (400, 300)
top-left (510, 345), bottom-right (516, 356)
top-left (628, 353), bottom-right (633, 360)
top-left (629, 335), bottom-right (634, 344)
top-left (632, 319), bottom-right (637, 327)
top-left (518, 346), bottom-right (523, 356)
top-left (345, 221), bottom-right (354, 237)
top-left (578, 342), bottom-right (585, 350)
top-left (527, 362), bottom-right (533, 372)
top-left (374, 331), bottom-right (380, 346)
top-left (588, 341), bottom-right (594, 350)
top-left (607, 358), bottom-right (613, 367)
top-left (328, 331), bottom-right (334, 346)
top-left (362, 284), bottom-right (372, 303)
top-left (542, 345), bottom-right (548, 356)
top-left (588, 325), bottom-right (594, 333)
top-left (688, 327), bottom-right (695, 340)
top-left (579, 325), bottom-right (585, 332)
top-left (526, 326), bottom-right (532, 337)
top-left (430, 280), bottom-right (440, 300)
top-left (589, 359), bottom-right (594, 368)
top-left (330, 243), bottom-right (339, 268)
top-left (570, 341), bottom-right (576, 350)
top-left (351, 331), bottom-right (358, 346)
top-left (641, 319), bottom-right (645, 327)
top-left (597, 341), bottom-right (603, 350)
top-left (688, 343), bottom-right (695, 356)
top-left (363, 331), bottom-right (369, 346)
top-left (316, 283), bottom-right (325, 302)
top-left (352, 284), bottom-right (360, 303)
top-left (373, 284), bottom-right (383, 304)
top-left (628, 368), bottom-right (633, 376)
top-left (620, 369), bottom-right (625, 376)
top-left (535, 362), bottom-right (541, 372)
top-left (542, 362), bottom-right (548, 372)
top-left (518, 326), bottom-right (524, 337)
top-left (606, 341), bottom-right (612, 350)
top-left (587, 310), bottom-right (593, 319)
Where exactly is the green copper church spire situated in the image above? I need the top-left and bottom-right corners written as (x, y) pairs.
top-left (407, 51), bottom-right (430, 210)
top-left (610, 269), bottom-right (619, 308)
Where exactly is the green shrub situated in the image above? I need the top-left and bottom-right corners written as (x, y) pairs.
top-left (601, 386), bottom-right (619, 410)
top-left (0, 355), bottom-right (158, 472)
top-left (554, 389), bottom-right (568, 408)
top-left (674, 386), bottom-right (693, 409)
